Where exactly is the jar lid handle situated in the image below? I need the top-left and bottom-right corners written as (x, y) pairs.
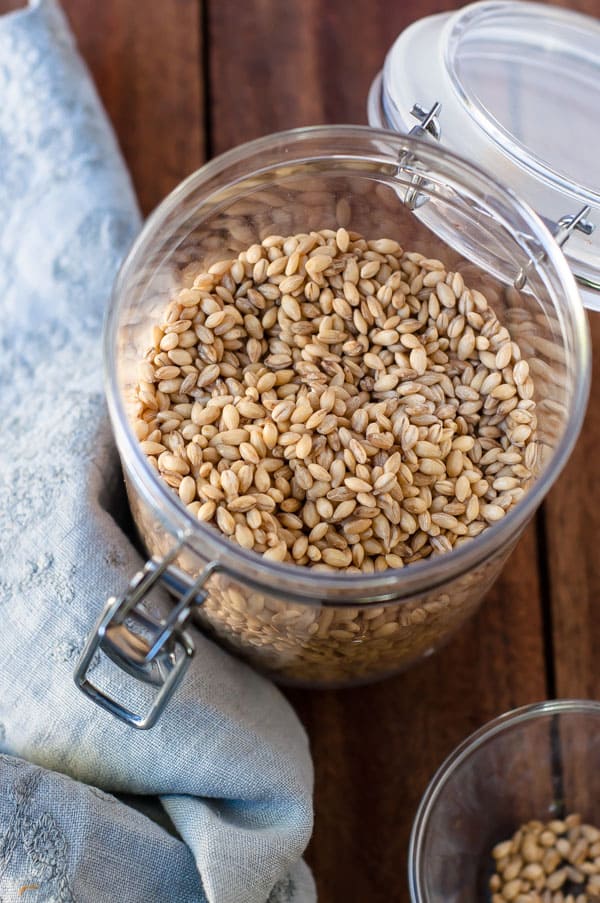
top-left (397, 101), bottom-right (443, 211)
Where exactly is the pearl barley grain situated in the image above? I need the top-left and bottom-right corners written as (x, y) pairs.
top-left (136, 229), bottom-right (537, 575)
top-left (491, 814), bottom-right (600, 903)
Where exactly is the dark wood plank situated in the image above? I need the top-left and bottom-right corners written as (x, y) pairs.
top-left (539, 0), bottom-right (600, 700)
top-left (207, 0), bottom-right (460, 156)
top-left (61, 0), bottom-right (204, 216)
top-left (208, 3), bottom-right (548, 901)
top-left (544, 311), bottom-right (600, 698)
top-left (0, 1), bottom-right (27, 12)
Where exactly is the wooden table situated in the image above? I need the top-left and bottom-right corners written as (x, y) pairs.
top-left (5, 0), bottom-right (599, 899)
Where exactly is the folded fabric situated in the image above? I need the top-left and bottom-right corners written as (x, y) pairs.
top-left (0, 2), bottom-right (314, 902)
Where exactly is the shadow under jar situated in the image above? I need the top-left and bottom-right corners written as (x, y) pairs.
top-left (103, 126), bottom-right (589, 695)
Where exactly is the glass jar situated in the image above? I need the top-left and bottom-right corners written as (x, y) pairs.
top-left (409, 699), bottom-right (600, 902)
top-left (80, 125), bottom-right (589, 726)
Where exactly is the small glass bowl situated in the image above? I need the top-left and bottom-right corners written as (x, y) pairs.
top-left (409, 699), bottom-right (600, 901)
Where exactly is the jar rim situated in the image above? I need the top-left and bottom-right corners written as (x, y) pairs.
top-left (408, 698), bottom-right (600, 902)
top-left (105, 124), bottom-right (590, 604)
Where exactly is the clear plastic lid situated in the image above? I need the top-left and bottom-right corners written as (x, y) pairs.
top-left (367, 1), bottom-right (600, 309)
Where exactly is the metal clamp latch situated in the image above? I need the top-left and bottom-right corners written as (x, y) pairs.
top-left (74, 539), bottom-right (219, 729)
top-left (515, 205), bottom-right (595, 290)
top-left (408, 102), bottom-right (442, 141)
top-left (397, 101), bottom-right (442, 210)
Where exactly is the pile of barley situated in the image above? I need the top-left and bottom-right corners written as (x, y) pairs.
top-left (134, 228), bottom-right (537, 573)
top-left (490, 813), bottom-right (600, 902)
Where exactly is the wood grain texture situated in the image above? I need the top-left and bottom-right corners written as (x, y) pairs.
top-left (544, 311), bottom-right (600, 698)
top-left (0, 1), bottom-right (27, 12)
top-left (207, 0), bottom-right (461, 154)
top-left (60, 0), bottom-right (204, 216)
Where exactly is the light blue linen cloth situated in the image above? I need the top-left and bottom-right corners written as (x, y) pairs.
top-left (0, 2), bottom-right (315, 901)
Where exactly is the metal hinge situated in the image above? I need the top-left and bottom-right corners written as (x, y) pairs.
top-left (515, 205), bottom-right (595, 290)
top-left (408, 102), bottom-right (442, 141)
top-left (397, 101), bottom-right (442, 210)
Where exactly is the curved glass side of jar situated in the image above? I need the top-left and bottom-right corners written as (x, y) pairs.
top-left (107, 126), bottom-right (589, 687)
top-left (126, 461), bottom-right (518, 685)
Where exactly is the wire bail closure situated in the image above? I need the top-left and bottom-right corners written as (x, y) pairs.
top-left (74, 538), bottom-right (219, 729)
top-left (515, 205), bottom-right (595, 290)
top-left (397, 102), bottom-right (442, 211)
